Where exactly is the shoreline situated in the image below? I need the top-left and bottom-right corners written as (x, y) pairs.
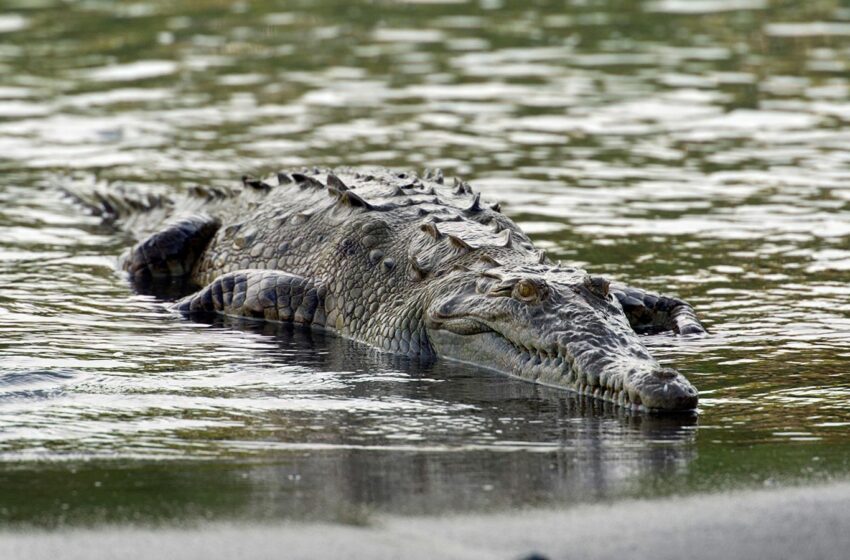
top-left (2, 481), bottom-right (848, 559)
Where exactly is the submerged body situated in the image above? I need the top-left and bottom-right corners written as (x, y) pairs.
top-left (78, 167), bottom-right (704, 412)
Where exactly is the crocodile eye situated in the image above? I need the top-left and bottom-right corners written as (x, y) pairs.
top-left (513, 279), bottom-right (538, 302)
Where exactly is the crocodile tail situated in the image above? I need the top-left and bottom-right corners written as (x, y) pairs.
top-left (62, 177), bottom-right (244, 238)
top-left (61, 178), bottom-right (173, 222)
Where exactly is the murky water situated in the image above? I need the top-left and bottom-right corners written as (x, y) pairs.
top-left (1, 0), bottom-right (850, 526)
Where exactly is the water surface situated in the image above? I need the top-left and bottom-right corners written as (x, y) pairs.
top-left (1, 0), bottom-right (850, 526)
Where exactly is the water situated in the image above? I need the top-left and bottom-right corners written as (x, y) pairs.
top-left (1, 0), bottom-right (849, 527)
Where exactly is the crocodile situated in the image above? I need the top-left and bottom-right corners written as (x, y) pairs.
top-left (73, 167), bottom-right (705, 412)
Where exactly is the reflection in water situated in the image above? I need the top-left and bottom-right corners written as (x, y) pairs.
top-left (0, 0), bottom-right (850, 526)
top-left (167, 319), bottom-right (698, 520)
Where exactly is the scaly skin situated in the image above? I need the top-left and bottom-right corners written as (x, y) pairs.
top-left (114, 167), bottom-right (704, 412)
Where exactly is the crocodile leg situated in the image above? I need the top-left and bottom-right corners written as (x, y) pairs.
top-left (611, 284), bottom-right (705, 335)
top-left (173, 269), bottom-right (327, 327)
top-left (123, 214), bottom-right (220, 280)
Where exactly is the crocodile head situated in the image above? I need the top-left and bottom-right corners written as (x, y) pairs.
top-left (424, 264), bottom-right (698, 412)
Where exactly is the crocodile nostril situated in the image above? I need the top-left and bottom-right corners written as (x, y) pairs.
top-left (585, 275), bottom-right (610, 299)
top-left (657, 367), bottom-right (678, 380)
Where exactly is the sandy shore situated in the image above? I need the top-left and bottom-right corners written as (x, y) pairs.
top-left (2, 482), bottom-right (848, 560)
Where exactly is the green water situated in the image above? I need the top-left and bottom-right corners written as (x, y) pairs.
top-left (1, 0), bottom-right (850, 527)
